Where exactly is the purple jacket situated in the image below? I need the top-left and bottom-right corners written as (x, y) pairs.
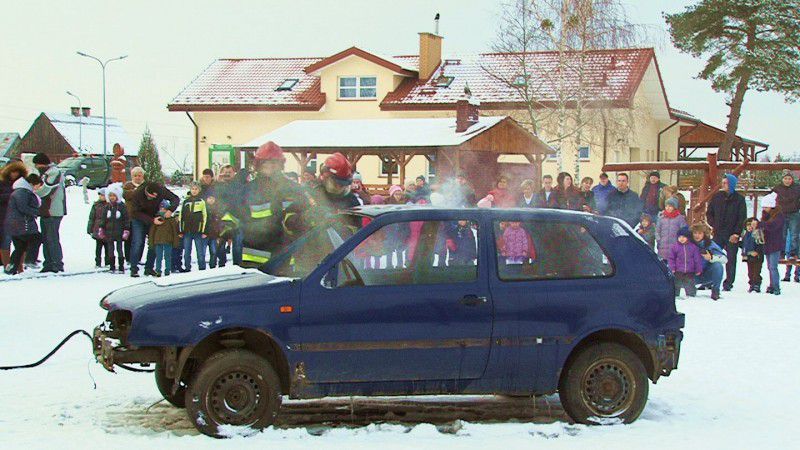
top-left (760, 213), bottom-right (786, 254)
top-left (668, 241), bottom-right (704, 274)
top-left (655, 213), bottom-right (687, 259)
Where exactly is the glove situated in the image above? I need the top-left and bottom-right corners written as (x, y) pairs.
top-left (122, 230), bottom-right (130, 241)
top-left (446, 239), bottom-right (457, 252)
top-left (97, 228), bottom-right (106, 240)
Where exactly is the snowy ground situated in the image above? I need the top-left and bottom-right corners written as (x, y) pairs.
top-left (1, 187), bottom-right (798, 449)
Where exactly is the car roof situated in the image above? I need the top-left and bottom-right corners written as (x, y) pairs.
top-left (351, 204), bottom-right (613, 223)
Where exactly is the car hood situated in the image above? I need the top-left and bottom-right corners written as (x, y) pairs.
top-left (103, 266), bottom-right (295, 312)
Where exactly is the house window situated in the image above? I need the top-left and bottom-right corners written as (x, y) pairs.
top-left (513, 74), bottom-right (527, 87)
top-left (379, 156), bottom-right (399, 177)
top-left (339, 76), bottom-right (377, 100)
top-left (276, 79), bottom-right (299, 91)
top-left (434, 76), bottom-right (454, 88)
top-left (579, 146), bottom-right (590, 160)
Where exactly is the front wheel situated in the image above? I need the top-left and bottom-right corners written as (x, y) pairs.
top-left (558, 342), bottom-right (648, 424)
top-left (155, 362), bottom-right (186, 408)
top-left (185, 349), bottom-right (282, 438)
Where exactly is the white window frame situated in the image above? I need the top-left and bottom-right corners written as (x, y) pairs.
top-left (379, 156), bottom-right (400, 177)
top-left (338, 76), bottom-right (377, 100)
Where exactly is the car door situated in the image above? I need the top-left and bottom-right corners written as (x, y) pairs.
top-left (297, 214), bottom-right (493, 383)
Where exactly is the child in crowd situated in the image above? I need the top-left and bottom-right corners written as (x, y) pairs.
top-left (668, 226), bottom-right (704, 297)
top-left (759, 192), bottom-right (785, 295)
top-left (691, 223), bottom-right (728, 301)
top-left (149, 200), bottom-right (180, 276)
top-left (4, 174), bottom-right (43, 275)
top-left (636, 213), bottom-right (656, 249)
top-left (656, 197), bottom-right (687, 260)
top-left (180, 182), bottom-right (209, 271)
top-left (501, 221), bottom-right (536, 265)
top-left (98, 184), bottom-right (130, 273)
top-left (446, 220), bottom-right (477, 265)
top-left (739, 217), bottom-right (764, 293)
top-left (87, 188), bottom-right (107, 267)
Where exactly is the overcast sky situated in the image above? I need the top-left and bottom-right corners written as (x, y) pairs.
top-left (2, 0), bottom-right (797, 171)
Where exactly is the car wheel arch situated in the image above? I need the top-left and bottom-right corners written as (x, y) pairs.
top-left (178, 327), bottom-right (291, 395)
top-left (558, 328), bottom-right (656, 386)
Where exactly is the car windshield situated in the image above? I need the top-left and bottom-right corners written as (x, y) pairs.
top-left (262, 213), bottom-right (364, 279)
top-left (57, 158), bottom-right (82, 168)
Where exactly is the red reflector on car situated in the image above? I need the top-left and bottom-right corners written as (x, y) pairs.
top-left (280, 306), bottom-right (293, 314)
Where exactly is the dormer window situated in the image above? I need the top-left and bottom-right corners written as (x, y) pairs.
top-left (338, 76), bottom-right (377, 100)
top-left (434, 75), bottom-right (454, 88)
top-left (512, 74), bottom-right (527, 87)
top-left (276, 78), bottom-right (299, 91)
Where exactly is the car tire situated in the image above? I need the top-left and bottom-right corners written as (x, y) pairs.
top-left (558, 342), bottom-right (648, 425)
top-left (184, 349), bottom-right (282, 438)
top-left (155, 362), bottom-right (186, 408)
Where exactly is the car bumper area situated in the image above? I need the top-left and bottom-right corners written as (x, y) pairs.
top-left (653, 330), bottom-right (682, 379)
top-left (93, 323), bottom-right (160, 372)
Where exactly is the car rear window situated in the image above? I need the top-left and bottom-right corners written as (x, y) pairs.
top-left (493, 220), bottom-right (613, 281)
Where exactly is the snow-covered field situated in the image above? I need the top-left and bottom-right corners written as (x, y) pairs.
top-left (1, 187), bottom-right (798, 449)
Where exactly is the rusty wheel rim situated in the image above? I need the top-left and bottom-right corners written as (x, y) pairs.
top-left (209, 369), bottom-right (267, 426)
top-left (580, 358), bottom-right (635, 417)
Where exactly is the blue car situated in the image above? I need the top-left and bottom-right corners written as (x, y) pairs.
top-left (94, 206), bottom-right (684, 437)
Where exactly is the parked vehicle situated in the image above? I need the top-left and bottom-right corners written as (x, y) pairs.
top-left (57, 155), bottom-right (134, 188)
top-left (94, 206), bottom-right (684, 437)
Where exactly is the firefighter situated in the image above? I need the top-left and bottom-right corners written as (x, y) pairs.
top-left (240, 141), bottom-right (303, 267)
top-left (294, 152), bottom-right (360, 231)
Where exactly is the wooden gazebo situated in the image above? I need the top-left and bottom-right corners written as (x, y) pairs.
top-left (239, 115), bottom-right (554, 197)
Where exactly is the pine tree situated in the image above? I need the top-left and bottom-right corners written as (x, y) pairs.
top-left (665, 0), bottom-right (800, 160)
top-left (138, 126), bottom-right (164, 184)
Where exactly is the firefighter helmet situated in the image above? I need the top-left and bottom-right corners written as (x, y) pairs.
top-left (321, 152), bottom-right (353, 186)
top-left (254, 141), bottom-right (285, 161)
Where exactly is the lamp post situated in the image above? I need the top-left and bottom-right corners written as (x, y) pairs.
top-left (76, 51), bottom-right (127, 157)
top-left (65, 91), bottom-right (82, 152)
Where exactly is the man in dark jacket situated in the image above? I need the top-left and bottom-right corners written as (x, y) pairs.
top-left (591, 172), bottom-right (616, 214)
top-left (534, 175), bottom-right (558, 208)
top-left (772, 170), bottom-right (800, 281)
top-left (128, 182), bottom-right (179, 277)
top-left (606, 173), bottom-right (643, 228)
top-left (640, 171), bottom-right (666, 219)
top-left (706, 173), bottom-right (747, 291)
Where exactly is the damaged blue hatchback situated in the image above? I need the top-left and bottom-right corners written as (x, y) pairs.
top-left (94, 205), bottom-right (684, 437)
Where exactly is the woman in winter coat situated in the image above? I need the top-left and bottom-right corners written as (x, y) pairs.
top-left (4, 173), bottom-right (43, 274)
top-left (655, 197), bottom-right (688, 259)
top-left (488, 175), bottom-right (515, 208)
top-left (99, 183), bottom-right (131, 273)
top-left (553, 172), bottom-right (584, 211)
top-left (0, 161), bottom-right (28, 267)
top-left (759, 192), bottom-right (786, 295)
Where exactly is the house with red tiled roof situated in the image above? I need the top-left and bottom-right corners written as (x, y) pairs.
top-left (168, 30), bottom-right (762, 193)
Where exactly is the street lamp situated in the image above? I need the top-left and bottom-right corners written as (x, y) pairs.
top-left (66, 91), bottom-right (82, 152)
top-left (76, 51), bottom-right (127, 157)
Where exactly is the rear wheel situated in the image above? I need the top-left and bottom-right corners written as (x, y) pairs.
top-left (185, 349), bottom-right (282, 438)
top-left (558, 342), bottom-right (648, 424)
top-left (155, 362), bottom-right (186, 408)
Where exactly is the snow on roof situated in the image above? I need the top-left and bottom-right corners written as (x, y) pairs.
top-left (0, 132), bottom-right (20, 157)
top-left (45, 112), bottom-right (138, 156)
top-left (241, 116), bottom-right (507, 149)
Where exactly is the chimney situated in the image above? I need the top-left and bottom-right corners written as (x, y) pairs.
top-left (455, 85), bottom-right (480, 133)
top-left (81, 107), bottom-right (91, 117)
top-left (418, 32), bottom-right (443, 81)
top-left (70, 107), bottom-right (80, 116)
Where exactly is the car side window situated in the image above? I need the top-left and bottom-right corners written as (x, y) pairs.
top-left (493, 220), bottom-right (613, 281)
top-left (327, 220), bottom-right (479, 288)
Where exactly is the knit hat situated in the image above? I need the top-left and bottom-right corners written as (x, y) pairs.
top-left (665, 197), bottom-right (680, 209)
top-left (761, 192), bottom-right (777, 209)
top-left (32, 153), bottom-right (51, 165)
top-left (649, 171), bottom-right (660, 178)
top-left (388, 185), bottom-right (404, 197)
top-left (105, 182), bottom-right (124, 202)
top-left (724, 173), bottom-right (738, 194)
top-left (352, 172), bottom-right (363, 182)
top-left (97, 187), bottom-right (107, 197)
top-left (783, 169), bottom-right (794, 179)
top-left (189, 180), bottom-right (201, 189)
top-left (159, 199), bottom-right (171, 210)
top-left (677, 226), bottom-right (692, 239)
top-left (416, 175), bottom-right (426, 182)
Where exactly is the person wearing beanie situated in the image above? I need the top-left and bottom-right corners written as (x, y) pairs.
top-left (387, 185), bottom-right (406, 205)
top-left (668, 226), bottom-right (704, 297)
top-left (640, 171), bottom-right (666, 219)
top-left (350, 172), bottom-right (371, 206)
top-left (99, 183), bottom-right (130, 273)
top-left (128, 181), bottom-right (179, 277)
top-left (706, 173), bottom-right (747, 291)
top-left (87, 188), bottom-right (108, 267)
top-left (771, 170), bottom-right (800, 282)
top-left (411, 175), bottom-right (431, 203)
top-left (656, 196), bottom-right (688, 260)
top-left (31, 152), bottom-right (66, 273)
top-left (759, 192), bottom-right (785, 295)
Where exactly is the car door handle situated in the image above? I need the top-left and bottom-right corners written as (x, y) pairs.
top-left (460, 295), bottom-right (487, 306)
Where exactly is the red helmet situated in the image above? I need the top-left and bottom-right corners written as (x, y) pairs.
top-left (254, 141), bottom-right (285, 161)
top-left (322, 153), bottom-right (353, 185)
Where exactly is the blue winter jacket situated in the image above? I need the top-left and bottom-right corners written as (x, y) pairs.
top-left (694, 238), bottom-right (727, 270)
top-left (4, 177), bottom-right (41, 237)
top-left (591, 182), bottom-right (616, 214)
